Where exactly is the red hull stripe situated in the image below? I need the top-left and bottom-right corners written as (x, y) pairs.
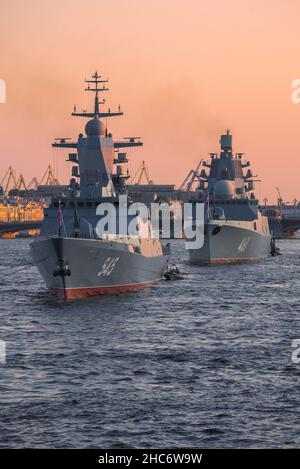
top-left (50, 279), bottom-right (161, 299)
top-left (192, 257), bottom-right (265, 265)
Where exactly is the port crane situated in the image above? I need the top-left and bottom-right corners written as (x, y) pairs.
top-left (0, 166), bottom-right (17, 195)
top-left (16, 174), bottom-right (27, 191)
top-left (179, 160), bottom-right (203, 192)
top-left (276, 187), bottom-right (283, 208)
top-left (39, 165), bottom-right (60, 186)
top-left (131, 160), bottom-right (153, 185)
top-left (0, 165), bottom-right (60, 195)
top-left (27, 177), bottom-right (39, 190)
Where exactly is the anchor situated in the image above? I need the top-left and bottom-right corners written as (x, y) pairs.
top-left (53, 259), bottom-right (71, 277)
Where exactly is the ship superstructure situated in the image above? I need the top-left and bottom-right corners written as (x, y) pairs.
top-left (187, 130), bottom-right (271, 264)
top-left (31, 71), bottom-right (169, 298)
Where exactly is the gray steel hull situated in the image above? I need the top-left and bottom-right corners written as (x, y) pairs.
top-left (188, 223), bottom-right (271, 264)
top-left (31, 237), bottom-right (168, 298)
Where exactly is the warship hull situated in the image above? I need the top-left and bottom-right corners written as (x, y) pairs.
top-left (188, 222), bottom-right (271, 264)
top-left (31, 237), bottom-right (168, 299)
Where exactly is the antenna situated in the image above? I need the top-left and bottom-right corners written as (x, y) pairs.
top-left (55, 137), bottom-right (71, 144)
top-left (123, 137), bottom-right (141, 143)
top-left (84, 70), bottom-right (109, 115)
top-left (71, 70), bottom-right (124, 119)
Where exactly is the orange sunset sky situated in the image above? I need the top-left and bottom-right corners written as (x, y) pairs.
top-left (1, 0), bottom-right (300, 203)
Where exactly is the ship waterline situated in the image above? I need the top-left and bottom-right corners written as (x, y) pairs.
top-left (188, 221), bottom-right (271, 264)
top-left (50, 280), bottom-right (161, 300)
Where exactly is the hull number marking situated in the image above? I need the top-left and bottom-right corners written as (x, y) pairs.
top-left (97, 257), bottom-right (120, 277)
top-left (238, 236), bottom-right (250, 253)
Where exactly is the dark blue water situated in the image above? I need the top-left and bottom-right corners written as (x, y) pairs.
top-left (0, 238), bottom-right (300, 448)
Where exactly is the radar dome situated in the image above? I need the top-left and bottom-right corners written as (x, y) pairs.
top-left (214, 180), bottom-right (235, 199)
top-left (85, 117), bottom-right (105, 136)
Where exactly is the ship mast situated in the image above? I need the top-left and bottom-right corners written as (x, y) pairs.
top-left (71, 70), bottom-right (123, 119)
top-left (85, 70), bottom-right (108, 116)
top-left (52, 71), bottom-right (143, 150)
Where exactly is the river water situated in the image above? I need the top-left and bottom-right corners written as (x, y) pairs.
top-left (0, 238), bottom-right (300, 448)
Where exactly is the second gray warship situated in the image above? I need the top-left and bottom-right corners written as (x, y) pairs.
top-left (187, 130), bottom-right (271, 264)
top-left (31, 71), bottom-right (170, 298)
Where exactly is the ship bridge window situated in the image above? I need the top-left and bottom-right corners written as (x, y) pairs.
top-left (87, 202), bottom-right (93, 207)
top-left (78, 202), bottom-right (84, 207)
top-left (253, 222), bottom-right (257, 231)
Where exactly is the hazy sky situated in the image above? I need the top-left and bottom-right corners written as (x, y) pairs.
top-left (1, 0), bottom-right (300, 202)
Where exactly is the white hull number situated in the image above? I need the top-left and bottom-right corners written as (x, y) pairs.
top-left (97, 257), bottom-right (120, 277)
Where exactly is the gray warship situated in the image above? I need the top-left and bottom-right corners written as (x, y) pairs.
top-left (31, 71), bottom-right (170, 298)
top-left (187, 130), bottom-right (271, 264)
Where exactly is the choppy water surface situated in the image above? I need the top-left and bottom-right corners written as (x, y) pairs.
top-left (0, 238), bottom-right (300, 448)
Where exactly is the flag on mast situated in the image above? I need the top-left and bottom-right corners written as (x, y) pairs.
top-left (204, 193), bottom-right (210, 219)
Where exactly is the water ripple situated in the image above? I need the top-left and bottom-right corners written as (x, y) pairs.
top-left (0, 238), bottom-right (300, 447)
